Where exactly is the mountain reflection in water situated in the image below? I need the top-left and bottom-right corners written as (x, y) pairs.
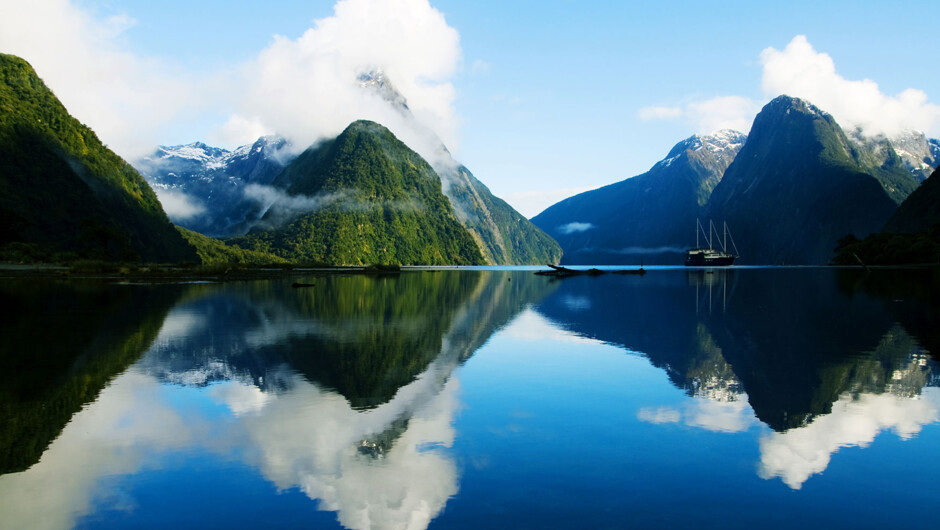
top-left (535, 268), bottom-right (940, 489)
top-left (0, 271), bottom-right (554, 530)
top-left (0, 267), bottom-right (938, 528)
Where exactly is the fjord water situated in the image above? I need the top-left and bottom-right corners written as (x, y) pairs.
top-left (1, 269), bottom-right (938, 529)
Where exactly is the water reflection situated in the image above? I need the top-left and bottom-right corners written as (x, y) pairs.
top-left (534, 268), bottom-right (940, 489)
top-left (0, 271), bottom-right (556, 529)
top-left (2, 267), bottom-right (938, 527)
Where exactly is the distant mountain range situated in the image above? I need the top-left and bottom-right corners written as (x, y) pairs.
top-left (534, 95), bottom-right (936, 265)
top-left (135, 136), bottom-right (291, 238)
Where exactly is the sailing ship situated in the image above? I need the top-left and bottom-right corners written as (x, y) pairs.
top-left (685, 219), bottom-right (739, 266)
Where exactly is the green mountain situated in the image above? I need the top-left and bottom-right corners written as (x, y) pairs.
top-left (356, 71), bottom-right (559, 264)
top-left (831, 167), bottom-right (940, 265)
top-left (708, 96), bottom-right (914, 264)
top-left (0, 54), bottom-right (196, 263)
top-left (176, 226), bottom-right (286, 265)
top-left (531, 130), bottom-right (746, 264)
top-left (229, 120), bottom-right (484, 265)
top-left (884, 166), bottom-right (940, 233)
top-left (0, 281), bottom-right (182, 473)
top-left (441, 162), bottom-right (562, 264)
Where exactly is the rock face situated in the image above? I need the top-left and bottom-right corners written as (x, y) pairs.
top-left (531, 130), bottom-right (746, 265)
top-left (708, 95), bottom-right (908, 265)
top-left (0, 53), bottom-right (196, 263)
top-left (135, 136), bottom-right (291, 237)
top-left (229, 120), bottom-right (484, 266)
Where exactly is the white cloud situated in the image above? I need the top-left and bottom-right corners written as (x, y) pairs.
top-left (637, 397), bottom-right (757, 433)
top-left (760, 35), bottom-right (940, 137)
top-left (638, 97), bottom-right (760, 135)
top-left (685, 96), bottom-right (761, 135)
top-left (0, 0), bottom-right (463, 166)
top-left (470, 59), bottom-right (491, 74)
top-left (221, 0), bottom-right (462, 163)
top-left (557, 222), bottom-right (595, 235)
top-left (638, 106), bottom-right (683, 121)
top-left (639, 35), bottom-right (940, 138)
top-left (0, 0), bottom-right (198, 160)
top-left (637, 406), bottom-right (681, 424)
top-left (758, 389), bottom-right (940, 490)
top-left (152, 188), bottom-right (206, 220)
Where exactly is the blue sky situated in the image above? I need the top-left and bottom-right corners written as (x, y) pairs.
top-left (2, 0), bottom-right (939, 216)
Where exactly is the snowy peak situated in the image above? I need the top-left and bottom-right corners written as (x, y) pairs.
top-left (146, 135), bottom-right (290, 173)
top-left (846, 128), bottom-right (940, 182)
top-left (660, 129), bottom-right (747, 170)
top-left (228, 135), bottom-right (291, 164)
top-left (886, 130), bottom-right (939, 182)
top-left (358, 69), bottom-right (410, 114)
top-left (134, 135), bottom-right (293, 237)
top-left (769, 94), bottom-right (831, 119)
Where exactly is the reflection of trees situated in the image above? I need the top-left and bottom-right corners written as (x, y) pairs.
top-left (534, 269), bottom-right (938, 432)
top-left (0, 271), bottom-right (556, 530)
top-left (0, 281), bottom-right (183, 473)
top-left (836, 268), bottom-right (940, 365)
top-left (139, 271), bottom-right (555, 409)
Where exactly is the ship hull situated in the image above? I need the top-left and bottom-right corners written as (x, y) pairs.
top-left (684, 249), bottom-right (736, 266)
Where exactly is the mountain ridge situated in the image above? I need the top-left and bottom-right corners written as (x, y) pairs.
top-left (707, 95), bottom-right (908, 264)
top-left (531, 129), bottom-right (746, 264)
top-left (228, 120), bottom-right (485, 265)
top-left (0, 53), bottom-right (196, 263)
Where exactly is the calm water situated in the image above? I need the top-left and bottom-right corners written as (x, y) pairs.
top-left (1, 268), bottom-right (939, 529)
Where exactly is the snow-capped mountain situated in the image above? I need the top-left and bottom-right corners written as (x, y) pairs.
top-left (887, 130), bottom-right (940, 182)
top-left (530, 129), bottom-right (747, 265)
top-left (358, 70), bottom-right (410, 113)
top-left (848, 128), bottom-right (940, 183)
top-left (136, 136), bottom-right (291, 237)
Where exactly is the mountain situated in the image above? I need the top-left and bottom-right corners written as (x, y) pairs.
top-left (229, 120), bottom-right (484, 265)
top-left (862, 129), bottom-right (940, 183)
top-left (0, 53), bottom-right (196, 263)
top-left (134, 72), bottom-right (560, 265)
top-left (831, 166), bottom-right (940, 265)
top-left (708, 95), bottom-right (916, 264)
top-left (531, 130), bottom-right (746, 264)
top-left (440, 162), bottom-right (562, 264)
top-left (357, 71), bottom-right (561, 265)
top-left (884, 166), bottom-right (940, 233)
top-left (135, 136), bottom-right (290, 237)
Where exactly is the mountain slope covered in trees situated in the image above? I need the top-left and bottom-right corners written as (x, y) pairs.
top-left (0, 53), bottom-right (196, 263)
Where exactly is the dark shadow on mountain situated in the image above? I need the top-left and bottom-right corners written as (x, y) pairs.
top-left (0, 280), bottom-right (184, 473)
